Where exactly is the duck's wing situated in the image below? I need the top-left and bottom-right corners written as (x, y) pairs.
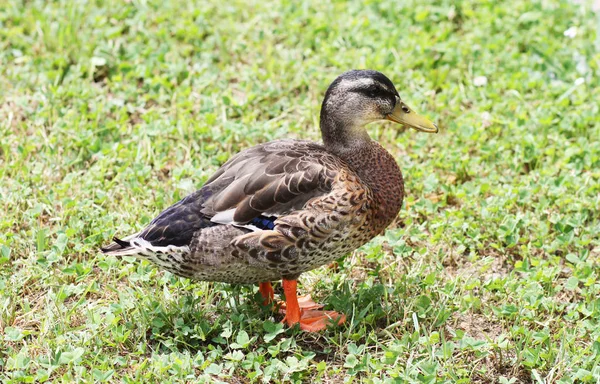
top-left (102, 139), bottom-right (356, 256)
top-left (199, 139), bottom-right (341, 225)
top-left (195, 139), bottom-right (371, 268)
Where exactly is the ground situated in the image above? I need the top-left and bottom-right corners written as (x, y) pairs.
top-left (1, 0), bottom-right (600, 383)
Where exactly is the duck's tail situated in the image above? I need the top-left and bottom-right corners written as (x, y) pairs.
top-left (101, 235), bottom-right (145, 256)
top-left (101, 188), bottom-right (216, 258)
top-left (101, 234), bottom-right (192, 259)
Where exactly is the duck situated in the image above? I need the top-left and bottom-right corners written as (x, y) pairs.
top-left (101, 70), bottom-right (438, 332)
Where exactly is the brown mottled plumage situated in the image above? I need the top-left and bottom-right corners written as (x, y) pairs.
top-left (102, 70), bottom-right (437, 331)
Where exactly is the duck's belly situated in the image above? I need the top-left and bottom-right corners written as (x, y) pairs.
top-left (148, 231), bottom-right (371, 284)
top-left (157, 242), bottom-right (360, 284)
top-left (171, 263), bottom-right (283, 284)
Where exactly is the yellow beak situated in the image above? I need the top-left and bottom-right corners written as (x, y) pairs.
top-left (386, 100), bottom-right (438, 133)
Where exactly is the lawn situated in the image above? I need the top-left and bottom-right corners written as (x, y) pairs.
top-left (1, 0), bottom-right (600, 382)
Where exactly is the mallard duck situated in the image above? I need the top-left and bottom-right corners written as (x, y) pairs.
top-left (102, 70), bottom-right (437, 331)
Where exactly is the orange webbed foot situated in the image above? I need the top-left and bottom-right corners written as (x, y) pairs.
top-left (278, 294), bottom-right (324, 312)
top-left (291, 309), bottom-right (346, 332)
top-left (279, 280), bottom-right (346, 332)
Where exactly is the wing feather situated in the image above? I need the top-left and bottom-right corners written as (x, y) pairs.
top-left (212, 175), bottom-right (251, 212)
top-left (200, 140), bottom-right (343, 225)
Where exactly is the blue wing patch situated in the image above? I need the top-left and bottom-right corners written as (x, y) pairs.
top-left (249, 215), bottom-right (277, 230)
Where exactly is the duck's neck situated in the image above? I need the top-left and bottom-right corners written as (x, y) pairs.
top-left (321, 120), bottom-right (404, 232)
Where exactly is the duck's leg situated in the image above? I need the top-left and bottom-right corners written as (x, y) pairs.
top-left (280, 279), bottom-right (346, 332)
top-left (258, 282), bottom-right (274, 305)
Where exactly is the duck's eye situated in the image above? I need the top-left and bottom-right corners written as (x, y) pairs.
top-left (368, 91), bottom-right (378, 98)
top-left (401, 105), bottom-right (410, 113)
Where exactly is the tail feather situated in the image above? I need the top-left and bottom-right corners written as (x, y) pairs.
top-left (101, 235), bottom-right (142, 256)
top-left (113, 237), bottom-right (131, 248)
top-left (101, 234), bottom-right (191, 257)
top-left (101, 190), bottom-right (214, 258)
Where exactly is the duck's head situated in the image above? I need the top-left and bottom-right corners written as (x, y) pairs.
top-left (320, 69), bottom-right (437, 151)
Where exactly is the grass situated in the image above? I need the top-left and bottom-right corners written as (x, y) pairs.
top-left (1, 0), bottom-right (600, 382)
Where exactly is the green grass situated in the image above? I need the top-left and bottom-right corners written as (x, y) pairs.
top-left (1, 0), bottom-right (600, 382)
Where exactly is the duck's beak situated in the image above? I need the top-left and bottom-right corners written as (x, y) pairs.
top-left (386, 100), bottom-right (438, 133)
